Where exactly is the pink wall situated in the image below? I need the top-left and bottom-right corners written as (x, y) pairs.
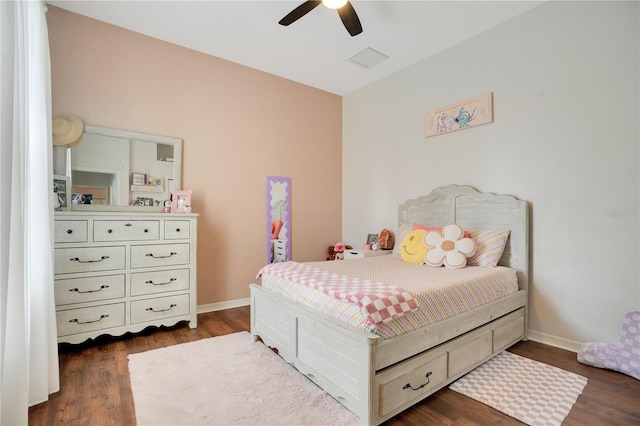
top-left (47, 6), bottom-right (342, 306)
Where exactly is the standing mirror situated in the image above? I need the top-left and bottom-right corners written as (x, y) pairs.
top-left (67, 125), bottom-right (182, 210)
top-left (266, 176), bottom-right (291, 263)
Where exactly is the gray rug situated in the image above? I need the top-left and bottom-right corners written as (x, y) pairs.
top-left (128, 332), bottom-right (359, 425)
top-left (449, 351), bottom-right (587, 426)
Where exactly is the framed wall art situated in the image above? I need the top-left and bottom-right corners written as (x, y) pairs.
top-left (424, 92), bottom-right (494, 138)
top-left (171, 189), bottom-right (192, 213)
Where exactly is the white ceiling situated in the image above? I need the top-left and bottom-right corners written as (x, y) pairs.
top-left (47, 1), bottom-right (544, 95)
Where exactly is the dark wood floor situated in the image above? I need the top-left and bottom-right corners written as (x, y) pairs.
top-left (29, 306), bottom-right (640, 425)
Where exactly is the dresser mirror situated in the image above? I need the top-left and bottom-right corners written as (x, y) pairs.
top-left (266, 176), bottom-right (290, 263)
top-left (67, 125), bottom-right (182, 211)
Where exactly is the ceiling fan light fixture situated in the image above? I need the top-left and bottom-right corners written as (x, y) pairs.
top-left (322, 0), bottom-right (348, 10)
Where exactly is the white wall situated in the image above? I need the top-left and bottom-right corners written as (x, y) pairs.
top-left (342, 1), bottom-right (639, 349)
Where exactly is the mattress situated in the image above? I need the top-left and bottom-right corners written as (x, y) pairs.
top-left (259, 256), bottom-right (518, 339)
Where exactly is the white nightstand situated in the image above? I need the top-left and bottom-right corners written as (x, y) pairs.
top-left (343, 249), bottom-right (392, 260)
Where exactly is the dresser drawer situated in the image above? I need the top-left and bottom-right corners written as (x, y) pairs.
top-left (130, 293), bottom-right (190, 324)
top-left (377, 352), bottom-right (448, 418)
top-left (56, 303), bottom-right (125, 337)
top-left (164, 220), bottom-right (190, 240)
top-left (55, 220), bottom-right (88, 243)
top-left (55, 274), bottom-right (125, 305)
top-left (55, 246), bottom-right (125, 274)
top-left (130, 243), bottom-right (190, 268)
top-left (94, 220), bottom-right (160, 241)
top-left (130, 268), bottom-right (190, 296)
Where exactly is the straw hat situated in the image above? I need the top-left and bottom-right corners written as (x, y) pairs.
top-left (52, 115), bottom-right (84, 147)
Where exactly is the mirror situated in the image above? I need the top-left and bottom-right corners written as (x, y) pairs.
top-left (67, 125), bottom-right (182, 211)
top-left (266, 176), bottom-right (291, 263)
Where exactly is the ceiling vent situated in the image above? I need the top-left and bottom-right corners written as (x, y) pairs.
top-left (347, 47), bottom-right (389, 69)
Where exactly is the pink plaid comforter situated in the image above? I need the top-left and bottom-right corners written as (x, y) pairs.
top-left (257, 261), bottom-right (418, 325)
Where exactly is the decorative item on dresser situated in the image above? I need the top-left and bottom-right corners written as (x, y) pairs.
top-left (53, 211), bottom-right (198, 344)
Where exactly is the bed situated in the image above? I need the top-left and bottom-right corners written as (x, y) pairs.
top-left (250, 184), bottom-right (529, 425)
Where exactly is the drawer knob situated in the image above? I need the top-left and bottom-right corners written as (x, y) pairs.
top-left (69, 285), bottom-right (109, 294)
top-left (125, 223), bottom-right (132, 227)
top-left (66, 229), bottom-right (73, 234)
top-left (107, 229), bottom-right (113, 233)
top-left (145, 303), bottom-right (177, 313)
top-left (144, 228), bottom-right (149, 233)
top-left (69, 314), bottom-right (109, 325)
top-left (145, 252), bottom-right (177, 259)
top-left (145, 278), bottom-right (177, 286)
top-left (69, 255), bottom-right (109, 263)
top-left (402, 371), bottom-right (432, 391)
top-left (175, 228), bottom-right (181, 232)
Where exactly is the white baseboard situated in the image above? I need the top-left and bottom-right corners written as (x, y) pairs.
top-left (526, 329), bottom-right (582, 353)
top-left (197, 297), bottom-right (250, 314)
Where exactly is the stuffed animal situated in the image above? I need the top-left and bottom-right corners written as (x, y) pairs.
top-left (577, 310), bottom-right (640, 380)
top-left (333, 242), bottom-right (345, 260)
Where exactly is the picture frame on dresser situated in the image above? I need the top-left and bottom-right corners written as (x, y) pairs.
top-left (171, 189), bottom-right (192, 213)
top-left (53, 174), bottom-right (69, 211)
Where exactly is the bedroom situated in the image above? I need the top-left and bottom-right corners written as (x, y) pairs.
top-left (2, 0), bottom-right (638, 424)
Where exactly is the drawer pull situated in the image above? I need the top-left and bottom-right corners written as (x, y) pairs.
top-left (145, 303), bottom-right (177, 313)
top-left (66, 229), bottom-right (73, 234)
top-left (69, 285), bottom-right (110, 293)
top-left (175, 228), bottom-right (181, 232)
top-left (107, 229), bottom-right (113, 233)
top-left (70, 255), bottom-right (110, 263)
top-left (145, 278), bottom-right (177, 286)
top-left (146, 252), bottom-right (177, 259)
top-left (69, 314), bottom-right (109, 324)
top-left (125, 223), bottom-right (132, 227)
top-left (402, 371), bottom-right (432, 391)
top-left (144, 229), bottom-right (149, 233)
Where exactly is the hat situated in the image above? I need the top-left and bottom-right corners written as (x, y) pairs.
top-left (52, 115), bottom-right (84, 147)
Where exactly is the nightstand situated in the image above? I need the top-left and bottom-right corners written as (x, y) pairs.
top-left (343, 249), bottom-right (392, 260)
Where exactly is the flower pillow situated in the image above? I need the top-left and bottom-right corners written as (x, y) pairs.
top-left (424, 224), bottom-right (476, 269)
top-left (466, 228), bottom-right (511, 267)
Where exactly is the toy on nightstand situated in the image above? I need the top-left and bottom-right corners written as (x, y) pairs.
top-left (327, 242), bottom-right (352, 260)
top-left (577, 310), bottom-right (640, 380)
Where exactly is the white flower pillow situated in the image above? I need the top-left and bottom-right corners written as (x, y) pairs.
top-left (424, 224), bottom-right (476, 269)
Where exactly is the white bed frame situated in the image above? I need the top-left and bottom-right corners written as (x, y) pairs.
top-left (250, 185), bottom-right (529, 425)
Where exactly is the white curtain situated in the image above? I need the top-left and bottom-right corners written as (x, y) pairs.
top-left (1, 1), bottom-right (60, 424)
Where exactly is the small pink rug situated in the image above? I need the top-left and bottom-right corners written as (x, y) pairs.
top-left (449, 351), bottom-right (587, 426)
top-left (128, 331), bottom-right (359, 425)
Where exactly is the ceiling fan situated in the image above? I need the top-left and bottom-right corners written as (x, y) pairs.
top-left (278, 0), bottom-right (363, 37)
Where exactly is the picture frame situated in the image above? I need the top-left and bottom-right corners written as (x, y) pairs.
top-left (132, 173), bottom-right (146, 186)
top-left (366, 233), bottom-right (378, 245)
top-left (171, 189), bottom-right (192, 213)
top-left (424, 92), bottom-right (494, 138)
top-left (53, 174), bottom-right (69, 211)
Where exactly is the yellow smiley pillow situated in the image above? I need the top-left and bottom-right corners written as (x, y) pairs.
top-left (400, 229), bottom-right (429, 264)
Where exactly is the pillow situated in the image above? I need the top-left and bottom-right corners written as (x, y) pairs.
top-left (424, 224), bottom-right (476, 269)
top-left (399, 229), bottom-right (429, 264)
top-left (466, 228), bottom-right (511, 267)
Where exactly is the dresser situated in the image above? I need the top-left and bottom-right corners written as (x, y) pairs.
top-left (53, 211), bottom-right (197, 344)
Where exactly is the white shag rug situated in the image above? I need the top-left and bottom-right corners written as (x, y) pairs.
top-left (449, 351), bottom-right (588, 426)
top-left (128, 331), bottom-right (359, 425)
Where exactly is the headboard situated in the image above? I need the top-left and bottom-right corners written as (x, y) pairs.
top-left (398, 185), bottom-right (529, 293)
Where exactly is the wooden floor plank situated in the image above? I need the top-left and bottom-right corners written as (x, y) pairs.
top-left (29, 306), bottom-right (640, 425)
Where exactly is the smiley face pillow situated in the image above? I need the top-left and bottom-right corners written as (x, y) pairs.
top-left (399, 229), bottom-right (429, 264)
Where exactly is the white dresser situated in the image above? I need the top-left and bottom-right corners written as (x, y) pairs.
top-left (53, 211), bottom-right (197, 344)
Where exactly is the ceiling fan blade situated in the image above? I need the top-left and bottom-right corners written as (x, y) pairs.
top-left (337, 1), bottom-right (362, 36)
top-left (279, 1), bottom-right (322, 26)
